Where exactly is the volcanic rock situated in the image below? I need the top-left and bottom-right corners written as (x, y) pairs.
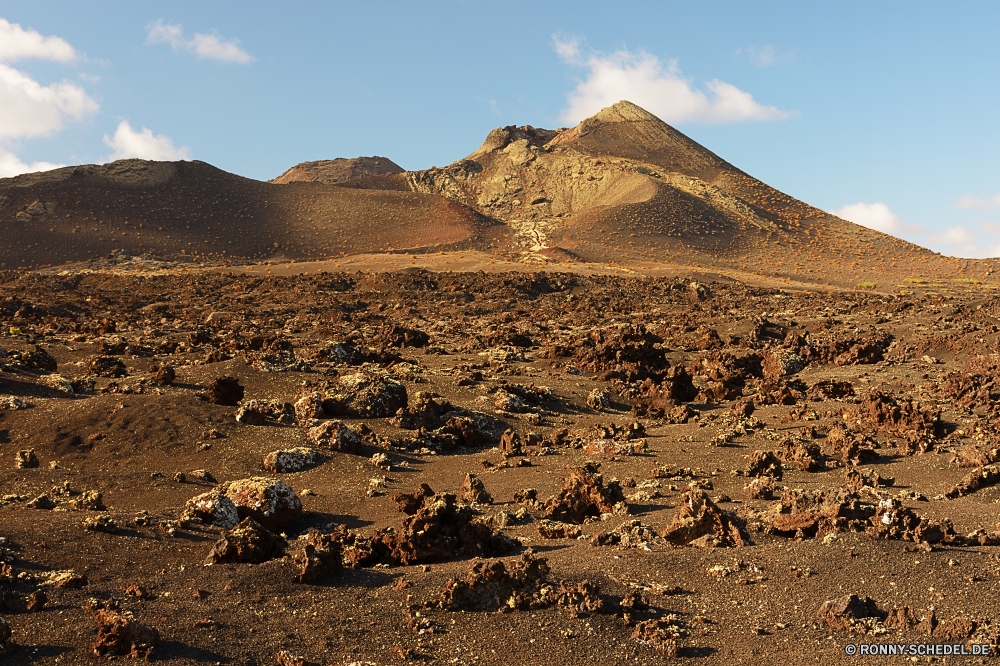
top-left (85, 598), bottom-right (159, 660)
top-left (292, 529), bottom-right (344, 583)
top-left (207, 376), bottom-right (244, 406)
top-left (325, 369), bottom-right (408, 418)
top-left (182, 491), bottom-right (240, 529)
top-left (660, 489), bottom-right (754, 548)
top-left (14, 449), bottom-right (38, 469)
top-left (816, 594), bottom-right (885, 633)
top-left (263, 447), bottom-right (323, 473)
top-left (221, 477), bottom-right (302, 532)
top-left (204, 518), bottom-right (287, 564)
top-left (305, 420), bottom-right (362, 454)
top-left (458, 473), bottom-right (492, 504)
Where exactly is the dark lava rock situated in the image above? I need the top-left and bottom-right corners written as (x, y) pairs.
top-left (85, 598), bottom-right (159, 660)
top-left (292, 529), bottom-right (344, 583)
top-left (0, 615), bottom-right (12, 657)
top-left (207, 376), bottom-right (244, 406)
top-left (816, 594), bottom-right (885, 632)
top-left (458, 474), bottom-right (492, 504)
top-left (204, 518), bottom-right (287, 565)
top-left (543, 463), bottom-right (627, 524)
top-left (660, 489), bottom-right (754, 548)
top-left (149, 363), bottom-right (175, 385)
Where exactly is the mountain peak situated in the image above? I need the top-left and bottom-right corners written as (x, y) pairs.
top-left (548, 100), bottom-right (728, 178)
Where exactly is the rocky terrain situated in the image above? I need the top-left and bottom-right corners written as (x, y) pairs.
top-left (270, 158), bottom-right (405, 186)
top-left (2, 101), bottom-right (999, 664)
top-left (1, 269), bottom-right (1000, 664)
top-left (3, 101), bottom-right (996, 291)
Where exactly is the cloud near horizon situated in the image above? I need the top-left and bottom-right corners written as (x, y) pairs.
top-left (0, 17), bottom-right (99, 177)
top-left (103, 121), bottom-right (191, 162)
top-left (832, 201), bottom-right (1000, 258)
top-left (554, 35), bottom-right (795, 125)
top-left (953, 193), bottom-right (1000, 210)
top-left (830, 201), bottom-right (911, 236)
top-left (146, 20), bottom-right (254, 64)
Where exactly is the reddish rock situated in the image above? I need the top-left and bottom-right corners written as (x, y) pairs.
top-left (86, 355), bottom-right (127, 378)
top-left (204, 518), bottom-right (287, 564)
top-left (825, 427), bottom-right (880, 465)
top-left (14, 449), bottom-right (38, 469)
top-left (943, 464), bottom-right (1000, 499)
top-left (85, 598), bottom-right (159, 660)
top-left (630, 617), bottom-right (687, 656)
top-left (390, 484), bottom-right (436, 515)
top-left (762, 348), bottom-right (805, 379)
top-left (292, 529), bottom-right (344, 583)
top-left (543, 463), bottom-right (627, 524)
top-left (149, 363), bottom-right (175, 385)
top-left (305, 420), bottom-right (362, 454)
top-left (816, 594), bottom-right (884, 632)
top-left (499, 428), bottom-right (522, 457)
top-left (661, 489), bottom-right (754, 548)
top-left (536, 519), bottom-right (582, 539)
top-left (293, 392), bottom-right (325, 422)
top-left (745, 450), bottom-right (783, 480)
top-left (458, 473), bottom-right (492, 504)
top-left (586, 388), bottom-right (611, 411)
top-left (855, 391), bottom-right (939, 438)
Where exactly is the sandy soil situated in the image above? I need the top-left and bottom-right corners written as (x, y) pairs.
top-left (1, 269), bottom-right (999, 664)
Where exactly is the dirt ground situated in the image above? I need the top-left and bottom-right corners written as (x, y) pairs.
top-left (1, 267), bottom-right (999, 664)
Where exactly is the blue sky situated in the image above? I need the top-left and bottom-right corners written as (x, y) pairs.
top-left (1, 1), bottom-right (998, 257)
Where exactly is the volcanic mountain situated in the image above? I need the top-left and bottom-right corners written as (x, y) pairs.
top-left (269, 156), bottom-right (404, 185)
top-left (0, 101), bottom-right (987, 287)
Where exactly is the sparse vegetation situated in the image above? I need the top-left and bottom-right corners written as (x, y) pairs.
top-left (857, 282), bottom-right (876, 289)
top-left (953, 278), bottom-right (979, 284)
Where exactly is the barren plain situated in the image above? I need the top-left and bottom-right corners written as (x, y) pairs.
top-left (1, 102), bottom-right (999, 665)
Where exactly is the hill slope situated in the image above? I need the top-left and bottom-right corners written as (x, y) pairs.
top-left (270, 156), bottom-right (404, 185)
top-left (396, 101), bottom-right (983, 286)
top-left (0, 102), bottom-right (990, 287)
top-left (0, 159), bottom-right (504, 269)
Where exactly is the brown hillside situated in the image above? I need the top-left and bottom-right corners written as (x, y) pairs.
top-left (269, 156), bottom-right (404, 185)
top-left (1, 102), bottom-right (992, 289)
top-left (0, 159), bottom-right (505, 269)
top-left (399, 101), bottom-right (987, 287)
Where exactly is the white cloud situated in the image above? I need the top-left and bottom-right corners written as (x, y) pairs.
top-left (926, 224), bottom-right (1000, 259)
top-left (736, 45), bottom-right (798, 67)
top-left (830, 201), bottom-right (909, 235)
top-left (103, 121), bottom-right (191, 162)
top-left (953, 193), bottom-right (1000, 210)
top-left (554, 36), bottom-right (795, 125)
top-left (831, 203), bottom-right (1000, 258)
top-left (0, 147), bottom-right (64, 178)
top-left (0, 18), bottom-right (77, 63)
top-left (146, 19), bottom-right (254, 64)
top-left (0, 63), bottom-right (98, 140)
top-left (0, 20), bottom-right (96, 177)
